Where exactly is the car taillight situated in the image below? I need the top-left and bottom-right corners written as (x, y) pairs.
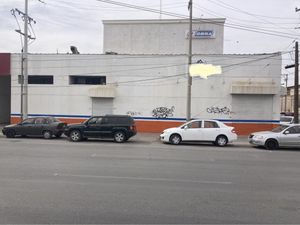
top-left (130, 125), bottom-right (136, 131)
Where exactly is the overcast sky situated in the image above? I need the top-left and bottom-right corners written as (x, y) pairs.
top-left (0, 0), bottom-right (299, 55)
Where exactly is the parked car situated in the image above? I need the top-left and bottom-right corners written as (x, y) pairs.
top-left (160, 119), bottom-right (237, 146)
top-left (64, 115), bottom-right (137, 143)
top-left (249, 124), bottom-right (300, 150)
top-left (2, 117), bottom-right (67, 139)
top-left (280, 116), bottom-right (294, 125)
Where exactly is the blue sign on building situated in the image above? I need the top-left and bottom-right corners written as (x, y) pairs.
top-left (186, 30), bottom-right (215, 39)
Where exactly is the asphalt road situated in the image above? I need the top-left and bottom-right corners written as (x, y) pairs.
top-left (0, 134), bottom-right (300, 224)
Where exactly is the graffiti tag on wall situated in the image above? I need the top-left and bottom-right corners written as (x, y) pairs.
top-left (206, 106), bottom-right (231, 115)
top-left (126, 111), bottom-right (142, 117)
top-left (152, 106), bottom-right (175, 118)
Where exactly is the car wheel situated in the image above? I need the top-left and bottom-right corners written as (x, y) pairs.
top-left (215, 135), bottom-right (228, 147)
top-left (69, 130), bottom-right (82, 142)
top-left (43, 130), bottom-right (53, 139)
top-left (169, 134), bottom-right (181, 145)
top-left (265, 139), bottom-right (278, 150)
top-left (6, 130), bottom-right (15, 138)
top-left (114, 131), bottom-right (126, 143)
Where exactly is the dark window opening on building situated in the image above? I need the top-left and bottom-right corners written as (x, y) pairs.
top-left (18, 75), bottom-right (54, 84)
top-left (69, 76), bottom-right (106, 85)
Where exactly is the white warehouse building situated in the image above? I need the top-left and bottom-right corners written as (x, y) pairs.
top-left (0, 19), bottom-right (282, 135)
top-left (8, 52), bottom-right (281, 135)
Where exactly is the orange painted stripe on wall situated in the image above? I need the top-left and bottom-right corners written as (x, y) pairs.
top-left (229, 123), bottom-right (279, 136)
top-left (135, 120), bottom-right (184, 133)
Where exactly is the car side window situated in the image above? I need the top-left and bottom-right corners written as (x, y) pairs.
top-left (88, 117), bottom-right (100, 125)
top-left (204, 121), bottom-right (219, 128)
top-left (286, 126), bottom-right (300, 134)
top-left (35, 118), bottom-right (46, 124)
top-left (101, 118), bottom-right (109, 124)
top-left (187, 121), bottom-right (201, 129)
top-left (295, 126), bottom-right (300, 133)
top-left (22, 118), bottom-right (35, 125)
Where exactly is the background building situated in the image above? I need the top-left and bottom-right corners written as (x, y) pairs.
top-left (7, 52), bottom-right (282, 135)
top-left (103, 19), bottom-right (225, 54)
top-left (0, 19), bottom-right (283, 134)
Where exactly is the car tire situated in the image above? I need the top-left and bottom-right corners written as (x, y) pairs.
top-left (265, 139), bottom-right (278, 150)
top-left (114, 131), bottom-right (126, 143)
top-left (43, 130), bottom-right (53, 139)
top-left (69, 130), bottom-right (82, 142)
top-left (6, 130), bottom-right (15, 138)
top-left (215, 135), bottom-right (228, 147)
top-left (169, 134), bottom-right (181, 145)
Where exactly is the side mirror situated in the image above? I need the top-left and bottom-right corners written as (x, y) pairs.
top-left (284, 130), bottom-right (290, 135)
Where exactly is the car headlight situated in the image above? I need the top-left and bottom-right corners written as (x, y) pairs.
top-left (254, 135), bottom-right (264, 140)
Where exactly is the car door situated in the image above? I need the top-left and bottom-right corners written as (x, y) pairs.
top-left (33, 117), bottom-right (47, 136)
top-left (202, 120), bottom-right (220, 141)
top-left (98, 117), bottom-right (114, 137)
top-left (279, 125), bottom-right (300, 147)
top-left (181, 120), bottom-right (203, 141)
top-left (18, 118), bottom-right (36, 135)
top-left (84, 117), bottom-right (103, 137)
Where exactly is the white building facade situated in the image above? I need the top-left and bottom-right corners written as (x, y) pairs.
top-left (9, 53), bottom-right (282, 135)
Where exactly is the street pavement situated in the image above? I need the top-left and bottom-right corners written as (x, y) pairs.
top-left (1, 127), bottom-right (300, 223)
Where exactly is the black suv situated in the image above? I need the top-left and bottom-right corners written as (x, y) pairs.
top-left (64, 115), bottom-right (137, 143)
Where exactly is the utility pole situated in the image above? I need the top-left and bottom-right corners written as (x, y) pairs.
top-left (295, 42), bottom-right (299, 123)
top-left (20, 49), bottom-right (24, 119)
top-left (285, 41), bottom-right (299, 123)
top-left (159, 0), bottom-right (162, 20)
top-left (284, 74), bottom-right (288, 113)
top-left (186, 0), bottom-right (193, 121)
top-left (23, 0), bottom-right (29, 120)
top-left (11, 2), bottom-right (36, 120)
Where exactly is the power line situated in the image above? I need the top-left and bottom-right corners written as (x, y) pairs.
top-left (205, 0), bottom-right (299, 36)
top-left (95, 0), bottom-right (300, 40)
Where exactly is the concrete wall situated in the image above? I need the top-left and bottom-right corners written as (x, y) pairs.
top-left (10, 53), bottom-right (282, 134)
top-left (103, 19), bottom-right (225, 54)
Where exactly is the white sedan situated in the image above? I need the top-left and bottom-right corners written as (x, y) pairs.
top-left (160, 119), bottom-right (237, 146)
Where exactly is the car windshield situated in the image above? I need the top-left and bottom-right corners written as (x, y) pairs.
top-left (272, 125), bottom-right (289, 133)
top-left (280, 116), bottom-right (293, 122)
